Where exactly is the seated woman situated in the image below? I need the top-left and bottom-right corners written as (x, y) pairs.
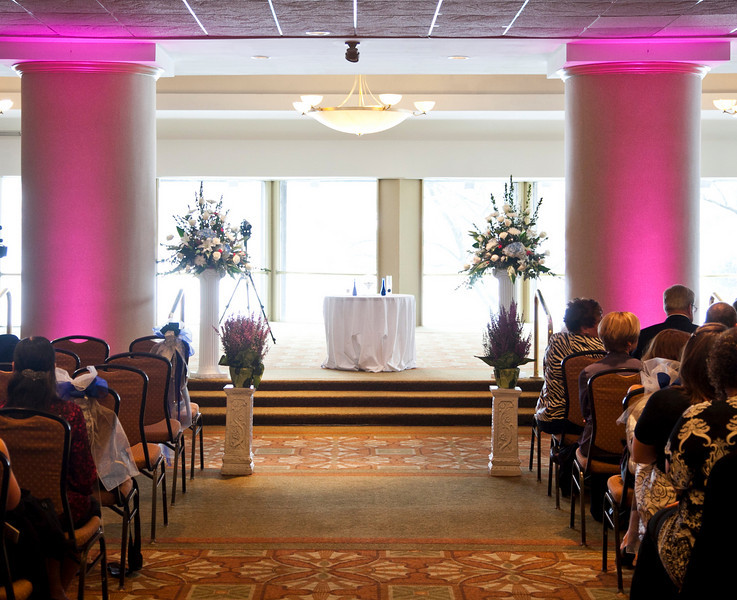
top-left (576, 311), bottom-right (641, 520)
top-left (619, 327), bottom-right (707, 559)
top-left (3, 336), bottom-right (99, 600)
top-left (534, 297), bottom-right (604, 434)
top-left (631, 325), bottom-right (737, 598)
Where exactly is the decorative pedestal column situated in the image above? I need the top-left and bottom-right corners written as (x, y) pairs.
top-left (488, 386), bottom-right (522, 476)
top-left (493, 269), bottom-right (518, 313)
top-left (196, 268), bottom-right (223, 378)
top-left (221, 385), bottom-right (254, 476)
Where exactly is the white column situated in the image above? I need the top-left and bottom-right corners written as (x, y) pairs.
top-left (196, 268), bottom-right (223, 378)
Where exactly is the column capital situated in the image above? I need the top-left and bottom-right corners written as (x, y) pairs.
top-left (549, 39), bottom-right (731, 78)
top-left (14, 61), bottom-right (161, 78)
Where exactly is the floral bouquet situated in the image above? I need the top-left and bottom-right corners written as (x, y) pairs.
top-left (461, 176), bottom-right (550, 285)
top-left (219, 313), bottom-right (271, 389)
top-left (161, 182), bottom-right (251, 278)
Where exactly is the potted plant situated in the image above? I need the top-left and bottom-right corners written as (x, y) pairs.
top-left (477, 301), bottom-right (533, 388)
top-left (218, 313), bottom-right (271, 388)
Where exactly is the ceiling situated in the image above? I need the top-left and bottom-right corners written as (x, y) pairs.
top-left (1, 0), bottom-right (737, 76)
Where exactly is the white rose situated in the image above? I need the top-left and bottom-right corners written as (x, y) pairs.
top-left (508, 212), bottom-right (517, 218)
top-left (166, 234), bottom-right (174, 241)
top-left (182, 234), bottom-right (190, 243)
top-left (198, 197), bottom-right (205, 206)
top-left (213, 237), bottom-right (221, 245)
top-left (213, 251), bottom-right (222, 260)
top-left (503, 204), bottom-right (511, 212)
top-left (491, 255), bottom-right (499, 262)
top-left (463, 263), bottom-right (470, 270)
top-left (524, 217), bottom-right (531, 225)
top-left (508, 227), bottom-right (520, 235)
top-left (202, 211), bottom-right (211, 220)
top-left (176, 252), bottom-right (183, 259)
top-left (499, 232), bottom-right (508, 239)
top-left (540, 231), bottom-right (547, 238)
top-left (233, 254), bottom-right (241, 264)
top-left (188, 218), bottom-right (196, 227)
top-left (485, 241), bottom-right (494, 250)
top-left (497, 216), bottom-right (505, 223)
top-left (194, 256), bottom-right (205, 266)
top-left (504, 219), bottom-right (512, 227)
top-left (472, 256), bottom-right (481, 264)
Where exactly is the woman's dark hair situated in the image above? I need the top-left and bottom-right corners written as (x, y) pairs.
top-left (678, 323), bottom-right (727, 404)
top-left (642, 328), bottom-right (691, 362)
top-left (707, 327), bottom-right (737, 401)
top-left (563, 298), bottom-right (603, 334)
top-left (5, 336), bottom-right (58, 411)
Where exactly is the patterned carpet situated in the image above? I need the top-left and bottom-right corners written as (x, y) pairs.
top-left (85, 427), bottom-right (631, 599)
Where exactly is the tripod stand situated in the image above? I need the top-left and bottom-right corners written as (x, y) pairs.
top-left (220, 270), bottom-right (276, 344)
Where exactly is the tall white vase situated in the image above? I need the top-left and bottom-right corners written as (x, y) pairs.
top-left (195, 268), bottom-right (223, 378)
top-left (494, 268), bottom-right (518, 312)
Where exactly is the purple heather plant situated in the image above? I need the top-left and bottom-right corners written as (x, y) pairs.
top-left (477, 301), bottom-right (533, 369)
top-left (219, 313), bottom-right (271, 388)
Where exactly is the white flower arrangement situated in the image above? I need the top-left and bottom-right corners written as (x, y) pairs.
top-left (461, 176), bottom-right (551, 285)
top-left (161, 182), bottom-right (252, 277)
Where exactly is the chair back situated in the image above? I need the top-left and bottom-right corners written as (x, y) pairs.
top-left (561, 350), bottom-right (607, 427)
top-left (0, 449), bottom-right (31, 600)
top-left (0, 409), bottom-right (73, 533)
top-left (106, 353), bottom-right (172, 434)
top-left (0, 370), bottom-right (11, 406)
top-left (129, 336), bottom-right (160, 355)
top-left (55, 348), bottom-right (80, 375)
top-left (91, 365), bottom-right (147, 449)
top-left (52, 336), bottom-right (110, 368)
top-left (587, 368), bottom-right (641, 457)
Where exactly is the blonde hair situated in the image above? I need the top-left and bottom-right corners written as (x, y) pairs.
top-left (598, 311), bottom-right (640, 353)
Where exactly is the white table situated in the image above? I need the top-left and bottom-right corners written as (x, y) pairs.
top-left (322, 294), bottom-right (417, 372)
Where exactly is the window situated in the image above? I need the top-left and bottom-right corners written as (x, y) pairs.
top-left (278, 180), bottom-right (377, 322)
top-left (0, 176), bottom-right (21, 336)
top-left (700, 179), bottom-right (737, 311)
top-left (157, 179), bottom-right (267, 344)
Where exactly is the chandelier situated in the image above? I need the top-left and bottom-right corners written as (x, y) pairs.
top-left (293, 74), bottom-right (435, 136)
top-left (714, 99), bottom-right (737, 115)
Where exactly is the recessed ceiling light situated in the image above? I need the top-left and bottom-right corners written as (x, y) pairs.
top-left (251, 55), bottom-right (270, 60)
top-left (306, 31), bottom-right (331, 36)
top-left (448, 55), bottom-right (469, 60)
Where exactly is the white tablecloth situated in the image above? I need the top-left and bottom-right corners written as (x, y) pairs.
top-left (322, 294), bottom-right (417, 372)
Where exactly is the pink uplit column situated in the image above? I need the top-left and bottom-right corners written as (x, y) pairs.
top-left (17, 61), bottom-right (158, 354)
top-left (563, 62), bottom-right (704, 326)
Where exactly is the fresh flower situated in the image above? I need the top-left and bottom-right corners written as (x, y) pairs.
top-left (461, 176), bottom-right (551, 285)
top-left (161, 182), bottom-right (253, 277)
top-left (476, 302), bottom-right (534, 369)
top-left (218, 313), bottom-right (271, 389)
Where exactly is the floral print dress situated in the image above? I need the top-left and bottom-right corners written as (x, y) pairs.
top-left (658, 396), bottom-right (737, 588)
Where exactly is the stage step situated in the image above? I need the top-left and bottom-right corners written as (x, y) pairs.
top-left (188, 377), bottom-right (543, 427)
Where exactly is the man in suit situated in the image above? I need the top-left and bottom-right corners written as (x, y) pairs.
top-left (634, 284), bottom-right (697, 358)
top-left (705, 301), bottom-right (737, 328)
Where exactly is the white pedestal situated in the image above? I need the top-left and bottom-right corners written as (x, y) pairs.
top-left (221, 385), bottom-right (254, 476)
top-left (488, 386), bottom-right (522, 476)
top-left (493, 269), bottom-right (519, 312)
top-left (196, 268), bottom-right (223, 378)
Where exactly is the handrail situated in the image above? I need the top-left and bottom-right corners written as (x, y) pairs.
top-left (533, 289), bottom-right (554, 378)
top-left (0, 288), bottom-right (11, 334)
top-left (168, 288), bottom-right (185, 322)
top-left (709, 292), bottom-right (722, 305)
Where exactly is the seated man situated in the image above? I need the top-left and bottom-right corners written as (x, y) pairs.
top-left (634, 284), bottom-right (697, 359)
top-left (704, 301), bottom-right (737, 328)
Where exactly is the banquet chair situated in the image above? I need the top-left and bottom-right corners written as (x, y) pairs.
top-left (0, 408), bottom-right (109, 600)
top-left (546, 350), bottom-right (607, 508)
top-left (105, 353), bottom-right (186, 504)
top-left (92, 364), bottom-right (167, 542)
top-left (0, 450), bottom-right (33, 600)
top-left (130, 337), bottom-right (203, 479)
top-left (52, 336), bottom-right (110, 369)
top-left (55, 348), bottom-right (81, 375)
top-left (601, 387), bottom-right (643, 593)
top-left (0, 371), bottom-right (11, 407)
top-left (569, 368), bottom-right (640, 546)
top-left (90, 385), bottom-right (142, 589)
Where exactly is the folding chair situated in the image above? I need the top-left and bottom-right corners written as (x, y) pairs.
top-left (55, 348), bottom-right (81, 375)
top-left (52, 336), bottom-right (110, 369)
